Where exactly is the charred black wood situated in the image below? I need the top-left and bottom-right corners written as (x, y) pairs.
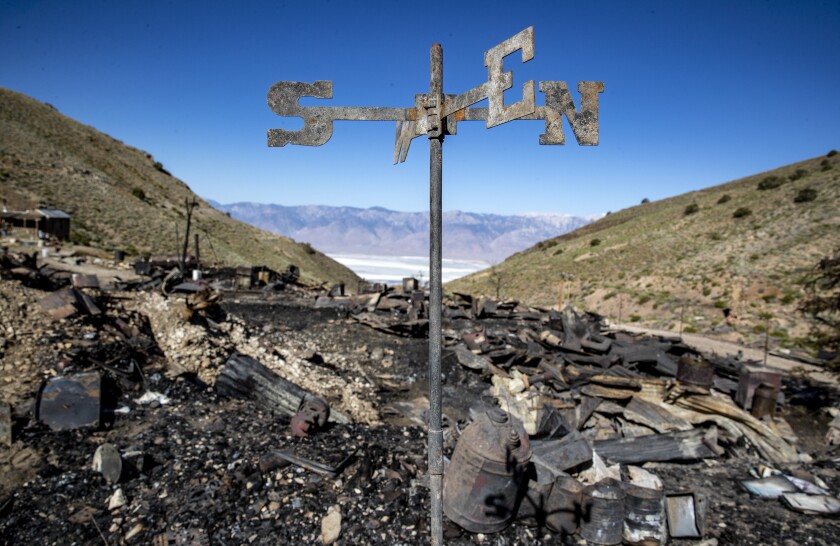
top-left (594, 428), bottom-right (718, 464)
top-left (215, 353), bottom-right (350, 423)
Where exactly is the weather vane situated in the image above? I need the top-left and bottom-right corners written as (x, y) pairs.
top-left (267, 26), bottom-right (603, 544)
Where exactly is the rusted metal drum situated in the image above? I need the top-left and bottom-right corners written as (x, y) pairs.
top-left (750, 384), bottom-right (777, 419)
top-left (677, 356), bottom-right (715, 388)
top-left (622, 483), bottom-right (665, 545)
top-left (443, 408), bottom-right (531, 533)
top-left (546, 475), bottom-right (583, 536)
top-left (580, 478), bottom-right (626, 545)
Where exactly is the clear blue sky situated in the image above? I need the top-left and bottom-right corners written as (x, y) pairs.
top-left (2, 1), bottom-right (838, 217)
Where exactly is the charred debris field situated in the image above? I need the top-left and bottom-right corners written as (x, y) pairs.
top-left (1, 250), bottom-right (840, 546)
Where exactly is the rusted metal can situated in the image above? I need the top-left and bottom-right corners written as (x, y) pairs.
top-left (517, 474), bottom-right (554, 528)
top-left (546, 475), bottom-right (583, 536)
top-left (677, 356), bottom-right (715, 388)
top-left (442, 408), bottom-right (531, 533)
top-left (622, 483), bottom-right (665, 545)
top-left (580, 478), bottom-right (626, 545)
top-left (750, 384), bottom-right (777, 419)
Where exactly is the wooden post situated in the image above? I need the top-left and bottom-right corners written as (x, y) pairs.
top-left (194, 233), bottom-right (200, 271)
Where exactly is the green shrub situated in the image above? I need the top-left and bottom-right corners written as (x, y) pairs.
top-left (683, 325), bottom-right (698, 334)
top-left (781, 293), bottom-right (796, 305)
top-left (717, 194), bottom-right (732, 204)
top-left (630, 314), bottom-right (642, 322)
top-left (69, 226), bottom-right (92, 246)
top-left (590, 238), bottom-right (601, 247)
top-left (753, 324), bottom-right (767, 334)
top-left (637, 294), bottom-right (652, 305)
top-left (758, 176), bottom-right (783, 190)
top-left (131, 187), bottom-right (146, 200)
top-left (702, 286), bottom-right (712, 296)
top-left (684, 203), bottom-right (700, 215)
top-left (827, 150), bottom-right (837, 157)
top-left (641, 198), bottom-right (650, 204)
top-left (788, 168), bottom-right (808, 181)
top-left (714, 300), bottom-right (727, 308)
top-left (794, 188), bottom-right (817, 203)
top-left (733, 207), bottom-right (752, 218)
top-left (300, 242), bottom-right (316, 255)
top-left (762, 294), bottom-right (777, 303)
top-left (553, 248), bottom-right (564, 256)
top-left (709, 232), bottom-right (722, 241)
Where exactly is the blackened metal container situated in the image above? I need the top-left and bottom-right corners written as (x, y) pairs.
top-left (517, 463), bottom-right (554, 528)
top-left (546, 475), bottom-right (583, 536)
top-left (622, 483), bottom-right (665, 545)
top-left (442, 408), bottom-right (531, 533)
top-left (677, 356), bottom-right (715, 388)
top-left (750, 384), bottom-right (778, 419)
top-left (580, 478), bottom-right (626, 545)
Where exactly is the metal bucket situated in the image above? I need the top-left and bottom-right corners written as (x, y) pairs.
top-left (546, 475), bottom-right (583, 536)
top-left (580, 478), bottom-right (626, 545)
top-left (443, 408), bottom-right (531, 533)
top-left (677, 356), bottom-right (715, 388)
top-left (622, 483), bottom-right (665, 545)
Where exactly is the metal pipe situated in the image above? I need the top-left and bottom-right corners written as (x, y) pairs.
top-left (428, 42), bottom-right (444, 546)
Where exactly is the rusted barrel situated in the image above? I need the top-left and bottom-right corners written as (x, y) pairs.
top-left (677, 356), bottom-right (715, 388)
top-left (546, 475), bottom-right (583, 536)
top-left (442, 408), bottom-right (531, 533)
top-left (750, 384), bottom-right (777, 419)
top-left (622, 483), bottom-right (665, 545)
top-left (580, 479), bottom-right (626, 545)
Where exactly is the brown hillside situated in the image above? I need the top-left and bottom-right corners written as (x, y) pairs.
top-left (0, 87), bottom-right (358, 287)
top-left (448, 152), bottom-right (840, 352)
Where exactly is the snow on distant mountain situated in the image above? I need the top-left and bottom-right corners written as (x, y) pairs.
top-left (207, 200), bottom-right (596, 263)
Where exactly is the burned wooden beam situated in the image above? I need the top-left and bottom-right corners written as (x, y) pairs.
top-left (594, 428), bottom-right (718, 464)
top-left (443, 345), bottom-right (490, 371)
top-left (531, 430), bottom-right (593, 478)
top-left (216, 353), bottom-right (349, 423)
top-left (624, 397), bottom-right (694, 433)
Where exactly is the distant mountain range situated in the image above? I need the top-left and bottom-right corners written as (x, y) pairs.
top-left (206, 201), bottom-right (597, 263)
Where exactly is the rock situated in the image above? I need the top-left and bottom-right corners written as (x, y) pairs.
top-left (125, 523), bottom-right (143, 541)
top-left (320, 505), bottom-right (342, 545)
top-left (108, 488), bottom-right (126, 511)
top-left (92, 444), bottom-right (122, 484)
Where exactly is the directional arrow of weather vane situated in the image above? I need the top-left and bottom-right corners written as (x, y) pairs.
top-left (267, 26), bottom-right (603, 545)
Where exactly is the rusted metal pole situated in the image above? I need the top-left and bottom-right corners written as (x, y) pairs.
top-left (428, 42), bottom-right (444, 546)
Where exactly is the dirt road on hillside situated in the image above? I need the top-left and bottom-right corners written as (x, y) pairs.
top-left (611, 322), bottom-right (836, 384)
